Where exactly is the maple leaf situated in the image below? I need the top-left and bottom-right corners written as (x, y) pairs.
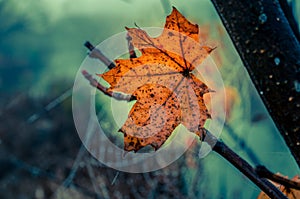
top-left (100, 7), bottom-right (213, 152)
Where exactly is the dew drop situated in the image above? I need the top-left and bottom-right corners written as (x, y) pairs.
top-left (297, 142), bottom-right (300, 146)
top-left (274, 57), bottom-right (280, 65)
top-left (294, 80), bottom-right (300, 92)
top-left (259, 13), bottom-right (267, 24)
top-left (288, 97), bottom-right (294, 101)
top-left (260, 91), bottom-right (264, 95)
top-left (260, 49), bottom-right (265, 54)
top-left (276, 17), bottom-right (280, 21)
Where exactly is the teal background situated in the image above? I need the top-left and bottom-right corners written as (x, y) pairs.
top-left (0, 0), bottom-right (299, 198)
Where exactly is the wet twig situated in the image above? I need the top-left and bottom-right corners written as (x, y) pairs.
top-left (256, 165), bottom-right (300, 190)
top-left (81, 70), bottom-right (135, 101)
top-left (212, 145), bottom-right (287, 198)
top-left (84, 41), bottom-right (115, 69)
top-left (211, 0), bottom-right (300, 166)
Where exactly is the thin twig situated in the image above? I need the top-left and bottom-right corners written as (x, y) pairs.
top-left (27, 88), bottom-right (72, 123)
top-left (83, 41), bottom-right (136, 101)
top-left (86, 161), bottom-right (103, 199)
top-left (256, 165), bottom-right (300, 190)
top-left (4, 149), bottom-right (99, 198)
top-left (111, 171), bottom-right (120, 185)
top-left (84, 41), bottom-right (115, 69)
top-left (204, 131), bottom-right (288, 199)
top-left (62, 145), bottom-right (87, 188)
top-left (81, 70), bottom-right (135, 101)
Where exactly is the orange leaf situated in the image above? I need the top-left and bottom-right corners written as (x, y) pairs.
top-left (100, 7), bottom-right (213, 152)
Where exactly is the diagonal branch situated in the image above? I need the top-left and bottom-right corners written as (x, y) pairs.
top-left (84, 41), bottom-right (115, 69)
top-left (83, 41), bottom-right (136, 101)
top-left (211, 0), bottom-right (300, 167)
top-left (256, 165), bottom-right (300, 190)
top-left (81, 70), bottom-right (135, 101)
top-left (204, 131), bottom-right (288, 199)
top-left (84, 30), bottom-right (289, 198)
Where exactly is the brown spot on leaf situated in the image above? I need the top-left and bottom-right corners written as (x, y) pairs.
top-left (100, 7), bottom-right (213, 152)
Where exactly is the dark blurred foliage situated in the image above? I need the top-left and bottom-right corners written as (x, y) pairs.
top-left (0, 90), bottom-right (206, 198)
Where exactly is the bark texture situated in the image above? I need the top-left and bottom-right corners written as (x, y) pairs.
top-left (211, 0), bottom-right (300, 166)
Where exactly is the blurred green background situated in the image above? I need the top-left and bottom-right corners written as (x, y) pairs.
top-left (0, 0), bottom-right (299, 198)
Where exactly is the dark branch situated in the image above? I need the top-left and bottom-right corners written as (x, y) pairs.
top-left (209, 135), bottom-right (288, 199)
top-left (84, 26), bottom-right (289, 199)
top-left (256, 165), bottom-right (300, 190)
top-left (224, 123), bottom-right (260, 165)
top-left (211, 0), bottom-right (300, 167)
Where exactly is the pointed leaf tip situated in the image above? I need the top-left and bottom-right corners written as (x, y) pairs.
top-left (203, 46), bottom-right (216, 54)
top-left (99, 7), bottom-right (212, 152)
